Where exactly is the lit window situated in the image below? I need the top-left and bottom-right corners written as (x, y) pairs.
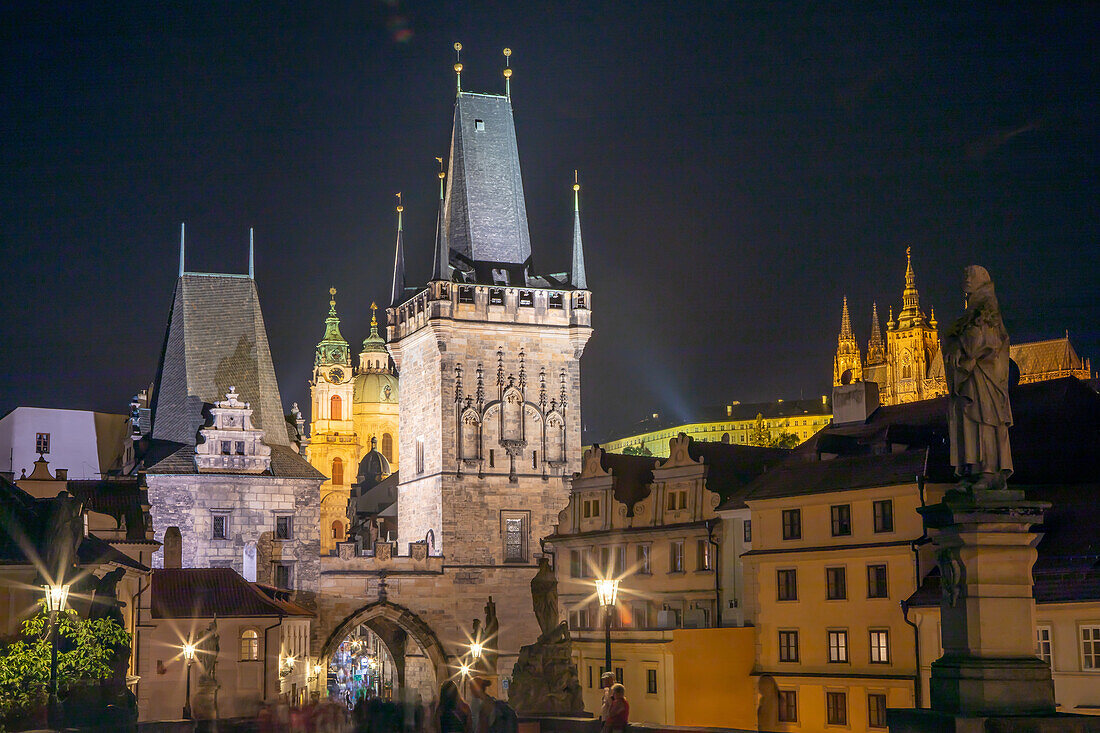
top-left (697, 539), bottom-right (712, 571)
top-left (778, 630), bottom-right (799, 662)
top-left (828, 630), bottom-right (849, 663)
top-left (1037, 626), bottom-right (1052, 666)
top-left (870, 629), bottom-right (890, 663)
top-left (1081, 626), bottom-right (1100, 669)
top-left (826, 691), bottom-right (847, 725)
top-left (239, 629), bottom-right (260, 661)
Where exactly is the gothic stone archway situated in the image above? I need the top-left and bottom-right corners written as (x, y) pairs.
top-left (320, 600), bottom-right (451, 700)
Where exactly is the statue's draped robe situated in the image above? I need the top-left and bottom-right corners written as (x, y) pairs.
top-left (943, 278), bottom-right (1013, 478)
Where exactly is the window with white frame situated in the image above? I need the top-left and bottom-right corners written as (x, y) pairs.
top-left (669, 541), bottom-right (684, 573)
top-left (1037, 625), bottom-right (1052, 666)
top-left (239, 628), bottom-right (260, 660)
top-left (828, 630), bottom-right (849, 663)
top-left (1081, 625), bottom-right (1100, 670)
top-left (869, 629), bottom-right (890, 663)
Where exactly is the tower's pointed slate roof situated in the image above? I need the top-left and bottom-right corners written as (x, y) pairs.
top-left (443, 92), bottom-right (532, 277)
top-left (151, 273), bottom-right (290, 446)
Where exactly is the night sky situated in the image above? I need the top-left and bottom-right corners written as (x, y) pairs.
top-left (2, 3), bottom-right (1097, 442)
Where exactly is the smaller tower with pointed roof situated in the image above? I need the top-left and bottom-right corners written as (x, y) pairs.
top-left (306, 289), bottom-right (360, 555)
top-left (867, 302), bottom-right (886, 365)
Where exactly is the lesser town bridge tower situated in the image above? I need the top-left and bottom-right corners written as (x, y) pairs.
top-left (316, 58), bottom-right (592, 700)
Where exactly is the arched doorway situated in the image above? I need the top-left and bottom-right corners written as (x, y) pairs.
top-left (320, 600), bottom-right (451, 704)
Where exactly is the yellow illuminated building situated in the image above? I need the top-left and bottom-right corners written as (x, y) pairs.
top-left (602, 397), bottom-right (832, 458)
top-left (307, 295), bottom-right (398, 555)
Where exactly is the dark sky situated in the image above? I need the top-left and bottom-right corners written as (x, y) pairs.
top-left (2, 2), bottom-right (1097, 442)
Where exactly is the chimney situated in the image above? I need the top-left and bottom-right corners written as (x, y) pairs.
top-left (832, 381), bottom-right (880, 425)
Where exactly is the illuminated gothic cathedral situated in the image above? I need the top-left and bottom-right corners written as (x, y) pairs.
top-left (306, 295), bottom-right (399, 555)
top-left (834, 248), bottom-right (948, 405)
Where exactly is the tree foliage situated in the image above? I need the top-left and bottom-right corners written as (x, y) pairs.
top-left (621, 444), bottom-right (653, 456)
top-left (747, 415), bottom-right (801, 449)
top-left (0, 603), bottom-right (129, 731)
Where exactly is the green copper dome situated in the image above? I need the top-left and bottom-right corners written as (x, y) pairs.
top-left (353, 371), bottom-right (398, 405)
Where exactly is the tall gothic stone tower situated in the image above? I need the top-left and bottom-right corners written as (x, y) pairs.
top-left (386, 88), bottom-right (593, 564)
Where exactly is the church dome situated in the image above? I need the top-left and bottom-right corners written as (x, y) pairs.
top-left (356, 441), bottom-right (391, 490)
top-left (353, 371), bottom-right (398, 405)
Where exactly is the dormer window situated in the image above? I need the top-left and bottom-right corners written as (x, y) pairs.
top-left (491, 269), bottom-right (509, 286)
top-left (475, 119), bottom-right (485, 131)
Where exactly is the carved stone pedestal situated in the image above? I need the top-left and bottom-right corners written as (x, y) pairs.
top-left (888, 492), bottom-right (1100, 731)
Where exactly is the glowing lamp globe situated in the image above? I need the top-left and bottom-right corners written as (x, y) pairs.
top-left (43, 584), bottom-right (70, 614)
top-left (595, 578), bottom-right (619, 608)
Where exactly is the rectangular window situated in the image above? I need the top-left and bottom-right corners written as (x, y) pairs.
top-left (548, 293), bottom-right (564, 309)
top-left (826, 567), bottom-right (847, 600)
top-left (489, 448), bottom-right (495, 468)
top-left (570, 608), bottom-right (590, 631)
top-left (587, 665), bottom-right (593, 689)
top-left (35, 432), bottom-right (50, 454)
top-left (416, 436), bottom-right (425, 474)
top-left (777, 569), bottom-right (797, 601)
top-left (221, 440), bottom-right (232, 455)
top-left (831, 504), bottom-right (852, 536)
top-left (631, 602), bottom-right (648, 629)
top-left (778, 630), bottom-right (800, 662)
top-left (519, 291), bottom-right (534, 307)
top-left (1081, 626), bottom-right (1100, 669)
top-left (532, 451), bottom-right (537, 469)
top-left (1037, 626), bottom-right (1052, 666)
top-left (615, 546), bottom-right (626, 576)
top-left (615, 666), bottom-right (624, 685)
top-left (778, 690), bottom-right (798, 722)
top-left (637, 545), bottom-right (651, 574)
top-left (273, 563), bottom-right (292, 590)
top-left (828, 630), bottom-right (849, 663)
top-left (212, 514), bottom-right (228, 540)
top-left (275, 516), bottom-right (293, 540)
top-left (743, 520), bottom-right (752, 543)
top-left (697, 539), bottom-right (712, 571)
top-left (234, 440), bottom-right (245, 455)
top-left (646, 669), bottom-right (658, 695)
top-left (873, 499), bottom-right (894, 533)
top-left (826, 691), bottom-right (848, 725)
top-left (475, 118), bottom-right (485, 131)
top-left (488, 288), bottom-right (504, 305)
top-left (867, 564), bottom-right (889, 598)
top-left (782, 508), bottom-right (802, 540)
top-left (458, 286), bottom-right (475, 304)
top-left (868, 692), bottom-right (888, 728)
top-left (870, 629), bottom-right (890, 663)
top-left (503, 514), bottom-right (527, 562)
top-left (669, 541), bottom-right (684, 573)
top-left (570, 550), bottom-right (582, 578)
top-left (582, 498), bottom-right (600, 518)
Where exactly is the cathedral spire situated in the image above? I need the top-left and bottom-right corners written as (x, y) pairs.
top-left (178, 222), bottom-right (185, 276)
top-left (248, 227), bottom-right (255, 279)
top-left (839, 295), bottom-right (854, 341)
top-left (899, 246), bottom-right (922, 324)
top-left (867, 301), bottom-right (885, 364)
top-left (571, 171), bottom-right (588, 290)
top-left (389, 193), bottom-right (406, 307)
top-left (431, 160), bottom-right (449, 281)
top-left (503, 47), bottom-right (512, 99)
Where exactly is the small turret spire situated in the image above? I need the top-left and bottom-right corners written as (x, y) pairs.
top-left (503, 48), bottom-right (512, 99)
top-left (834, 295), bottom-right (863, 385)
top-left (571, 170), bottom-right (588, 290)
top-left (867, 301), bottom-right (885, 364)
top-left (389, 193), bottom-right (406, 307)
top-left (315, 287), bottom-right (349, 366)
top-left (432, 159), bottom-right (449, 281)
top-left (453, 42), bottom-right (463, 95)
top-left (899, 246), bottom-right (922, 323)
top-left (248, 227), bottom-right (254, 279)
top-left (178, 222), bottom-right (185, 276)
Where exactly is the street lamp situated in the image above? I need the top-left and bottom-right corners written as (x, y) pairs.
top-left (595, 578), bottom-right (620, 678)
top-left (43, 583), bottom-right (70, 729)
top-left (182, 641), bottom-right (196, 719)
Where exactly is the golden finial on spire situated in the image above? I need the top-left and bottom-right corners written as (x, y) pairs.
top-left (453, 42), bottom-right (463, 94)
top-left (395, 192), bottom-right (403, 231)
top-left (329, 287), bottom-right (337, 313)
top-left (370, 301), bottom-right (378, 327)
top-left (436, 156), bottom-right (446, 197)
top-left (573, 169), bottom-right (580, 192)
top-left (503, 47), bottom-right (512, 98)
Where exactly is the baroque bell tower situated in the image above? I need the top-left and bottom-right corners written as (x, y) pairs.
top-left (306, 288), bottom-right (359, 554)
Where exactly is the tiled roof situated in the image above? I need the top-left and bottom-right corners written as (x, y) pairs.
top-left (744, 449), bottom-right (929, 503)
top-left (689, 442), bottom-right (788, 510)
top-left (1010, 337), bottom-right (1087, 378)
top-left (151, 274), bottom-right (290, 447)
top-left (150, 568), bottom-right (314, 618)
top-left (144, 441), bottom-right (323, 480)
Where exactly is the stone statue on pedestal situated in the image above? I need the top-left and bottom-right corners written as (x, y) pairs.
top-left (507, 557), bottom-right (583, 715)
top-left (943, 265), bottom-right (1013, 493)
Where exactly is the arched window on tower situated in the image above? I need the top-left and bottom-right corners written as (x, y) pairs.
top-left (901, 350), bottom-right (913, 379)
top-left (331, 520), bottom-right (343, 541)
top-left (381, 433), bottom-right (394, 462)
top-left (332, 457), bottom-right (344, 485)
top-left (330, 394), bottom-right (342, 421)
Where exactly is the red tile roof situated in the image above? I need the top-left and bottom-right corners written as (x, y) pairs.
top-left (150, 568), bottom-right (313, 619)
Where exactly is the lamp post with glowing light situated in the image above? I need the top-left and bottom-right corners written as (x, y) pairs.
top-left (182, 641), bottom-right (196, 719)
top-left (43, 583), bottom-right (70, 729)
top-left (595, 578), bottom-right (620, 677)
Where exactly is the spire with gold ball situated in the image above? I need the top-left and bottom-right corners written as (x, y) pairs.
top-left (389, 193), bottom-right (406, 307)
top-left (571, 170), bottom-right (588, 291)
top-left (316, 287), bottom-right (350, 367)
